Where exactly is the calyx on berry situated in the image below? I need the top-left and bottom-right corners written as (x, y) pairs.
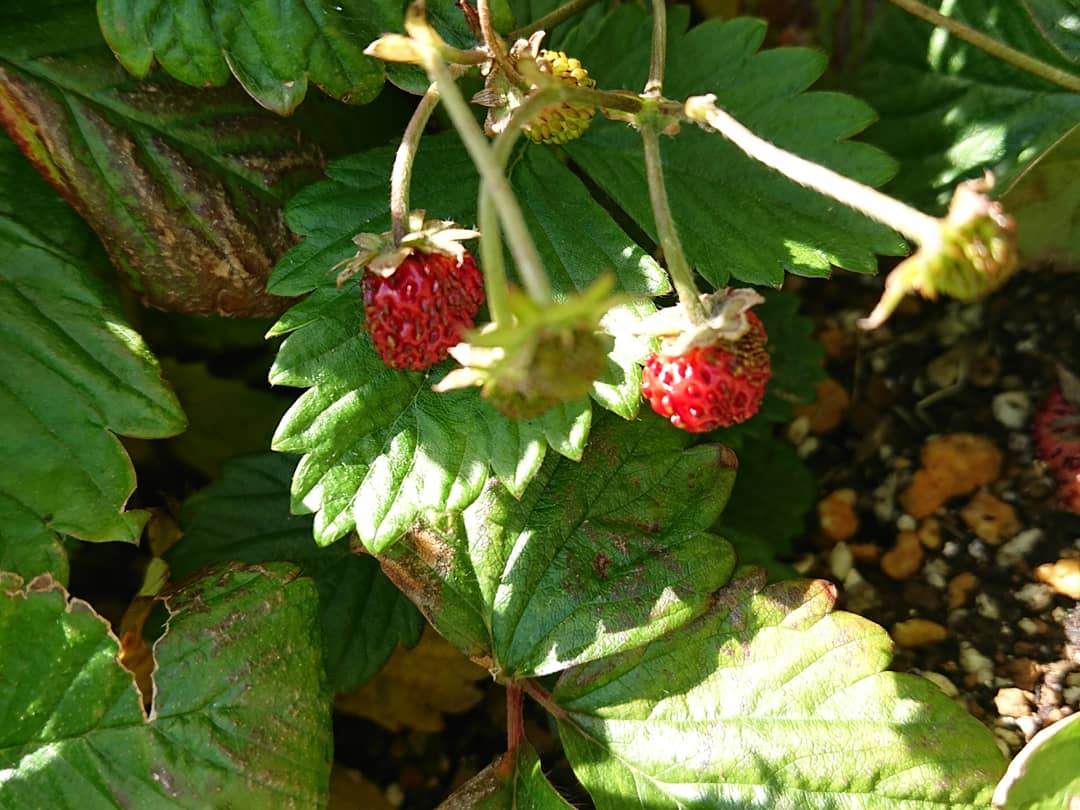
top-left (434, 275), bottom-right (623, 419)
top-left (334, 211), bottom-right (485, 371)
top-left (860, 174), bottom-right (1018, 329)
top-left (473, 32), bottom-right (597, 146)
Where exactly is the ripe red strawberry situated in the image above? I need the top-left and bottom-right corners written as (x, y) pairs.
top-left (642, 311), bottom-right (771, 432)
top-left (363, 251), bottom-right (485, 371)
top-left (1033, 386), bottom-right (1080, 513)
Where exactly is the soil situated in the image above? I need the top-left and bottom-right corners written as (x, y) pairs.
top-left (332, 268), bottom-right (1080, 809)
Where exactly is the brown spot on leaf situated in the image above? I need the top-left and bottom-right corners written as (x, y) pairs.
top-left (592, 551), bottom-right (612, 579)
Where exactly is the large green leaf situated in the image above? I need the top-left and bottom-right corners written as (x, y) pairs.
top-left (269, 132), bottom-right (667, 549)
top-left (0, 495), bottom-right (68, 585)
top-left (560, 6), bottom-right (906, 287)
top-left (854, 0), bottom-right (1080, 212)
top-left (0, 564), bottom-right (331, 808)
top-left (97, 0), bottom-right (398, 115)
top-left (0, 0), bottom-right (324, 316)
top-left (993, 711), bottom-right (1080, 809)
top-left (0, 132), bottom-right (185, 544)
top-left (169, 453), bottom-right (423, 691)
top-left (377, 411), bottom-right (738, 678)
top-left (1023, 0), bottom-right (1080, 64)
top-left (553, 571), bottom-right (1005, 809)
top-left (437, 744), bottom-right (574, 809)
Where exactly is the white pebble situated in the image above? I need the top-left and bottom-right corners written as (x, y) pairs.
top-left (829, 543), bottom-right (854, 582)
top-left (796, 437), bottom-right (820, 458)
top-left (943, 540), bottom-right (962, 558)
top-left (385, 784), bottom-right (405, 808)
top-left (896, 514), bottom-right (917, 531)
top-left (959, 642), bottom-right (995, 687)
top-left (1018, 618), bottom-right (1040, 636)
top-left (924, 558), bottom-right (950, 590)
top-left (996, 529), bottom-right (1043, 568)
top-left (992, 391), bottom-right (1031, 429)
top-left (786, 415), bottom-right (810, 444)
top-left (976, 593), bottom-right (1001, 620)
top-left (1065, 686), bottom-right (1080, 705)
top-left (919, 670), bottom-right (959, 697)
top-left (1016, 715), bottom-right (1041, 739)
top-left (1016, 583), bottom-right (1055, 612)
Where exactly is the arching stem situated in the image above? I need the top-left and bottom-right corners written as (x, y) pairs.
top-left (390, 83), bottom-right (442, 244)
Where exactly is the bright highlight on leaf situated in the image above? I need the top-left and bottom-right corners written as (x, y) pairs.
top-left (0, 564), bottom-right (331, 808)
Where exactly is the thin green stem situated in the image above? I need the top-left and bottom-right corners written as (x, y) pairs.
top-left (645, 0), bottom-right (667, 97)
top-left (562, 84), bottom-right (645, 114)
top-left (419, 45), bottom-right (552, 303)
top-left (887, 0), bottom-right (1080, 93)
top-left (390, 84), bottom-right (441, 244)
top-left (509, 0), bottom-right (602, 39)
top-left (641, 123), bottom-right (707, 325)
top-left (478, 0), bottom-right (519, 81)
top-left (684, 95), bottom-right (943, 249)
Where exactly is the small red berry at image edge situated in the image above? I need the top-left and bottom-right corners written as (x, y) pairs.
top-left (642, 311), bottom-right (771, 433)
top-left (1033, 386), bottom-right (1080, 514)
top-left (362, 252), bottom-right (485, 371)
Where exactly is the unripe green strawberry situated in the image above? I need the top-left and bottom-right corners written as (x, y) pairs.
top-left (642, 312), bottom-right (771, 432)
top-left (523, 50), bottom-right (597, 145)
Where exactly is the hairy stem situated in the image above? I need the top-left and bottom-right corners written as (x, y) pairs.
top-left (645, 0), bottom-right (667, 97)
top-left (887, 0), bottom-right (1080, 93)
top-left (509, 0), bottom-right (602, 39)
top-left (390, 84), bottom-right (442, 244)
top-left (506, 684), bottom-right (525, 757)
top-left (418, 45), bottom-right (552, 303)
top-left (684, 96), bottom-right (943, 249)
top-left (641, 123), bottom-right (707, 324)
top-left (521, 679), bottom-right (569, 720)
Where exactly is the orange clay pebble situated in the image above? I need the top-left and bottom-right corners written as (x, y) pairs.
top-left (891, 619), bottom-right (948, 648)
top-left (900, 434), bottom-right (1003, 519)
top-left (1035, 558), bottom-right (1080, 600)
top-left (946, 571), bottom-right (979, 609)
top-left (881, 531), bottom-right (924, 580)
top-left (849, 543), bottom-right (881, 563)
top-left (817, 488), bottom-right (858, 544)
top-left (917, 517), bottom-right (942, 550)
top-left (794, 378), bottom-right (851, 434)
top-left (960, 490), bottom-right (1020, 546)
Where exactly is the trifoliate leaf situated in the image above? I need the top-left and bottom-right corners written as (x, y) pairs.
top-left (437, 743), bottom-right (574, 809)
top-left (560, 6), bottom-right (905, 287)
top-left (97, 0), bottom-right (398, 114)
top-left (993, 711), bottom-right (1080, 809)
top-left (553, 571), bottom-right (1005, 809)
top-left (0, 495), bottom-right (68, 585)
top-left (854, 0), bottom-right (1080, 212)
top-left (169, 453), bottom-right (422, 691)
top-left (0, 132), bottom-right (185, 544)
top-left (377, 411), bottom-right (737, 679)
top-left (0, 564), bottom-right (331, 808)
top-left (1002, 123), bottom-right (1080, 266)
top-left (269, 132), bottom-right (668, 548)
top-left (1, 1), bottom-right (323, 316)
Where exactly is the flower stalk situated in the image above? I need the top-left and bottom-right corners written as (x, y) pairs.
top-left (390, 84), bottom-right (442, 244)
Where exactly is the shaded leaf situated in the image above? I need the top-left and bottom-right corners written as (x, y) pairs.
top-left (335, 627), bottom-right (487, 732)
top-left (378, 411), bottom-right (738, 678)
top-left (0, 563), bottom-right (331, 808)
top-left (97, 0), bottom-right (398, 115)
top-left (0, 132), bottom-right (185, 544)
top-left (0, 1), bottom-right (324, 316)
top-left (854, 0), bottom-right (1080, 212)
top-left (162, 360), bottom-right (290, 478)
top-left (561, 6), bottom-right (905, 287)
top-left (436, 743), bottom-right (574, 809)
top-left (1022, 0), bottom-right (1080, 64)
top-left (993, 711), bottom-right (1080, 809)
top-left (553, 571), bottom-right (1005, 809)
top-left (269, 132), bottom-right (667, 549)
top-left (1002, 123), bottom-right (1080, 266)
top-left (170, 453), bottom-right (423, 690)
top-left (0, 494), bottom-right (68, 585)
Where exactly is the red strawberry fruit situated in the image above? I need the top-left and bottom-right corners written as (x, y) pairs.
top-left (362, 250), bottom-right (485, 371)
top-left (642, 311), bottom-right (771, 432)
top-left (1033, 385), bottom-right (1080, 514)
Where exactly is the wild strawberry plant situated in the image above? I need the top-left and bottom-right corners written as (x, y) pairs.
top-left (1, 0), bottom-right (1077, 807)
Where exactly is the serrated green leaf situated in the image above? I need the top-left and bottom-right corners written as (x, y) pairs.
top-left (1, 1), bottom-right (323, 316)
top-left (561, 7), bottom-right (905, 287)
top-left (553, 571), bottom-right (1005, 809)
top-left (994, 711), bottom-right (1080, 809)
top-left (269, 132), bottom-right (668, 547)
top-left (97, 0), bottom-right (397, 114)
top-left (0, 494), bottom-right (68, 585)
top-left (0, 563), bottom-right (331, 808)
top-left (0, 133), bottom-right (185, 544)
top-left (437, 744), bottom-right (574, 809)
top-left (854, 0), bottom-right (1080, 212)
top-left (169, 453), bottom-right (423, 690)
top-left (377, 411), bottom-right (737, 678)
top-left (1002, 123), bottom-right (1080, 266)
